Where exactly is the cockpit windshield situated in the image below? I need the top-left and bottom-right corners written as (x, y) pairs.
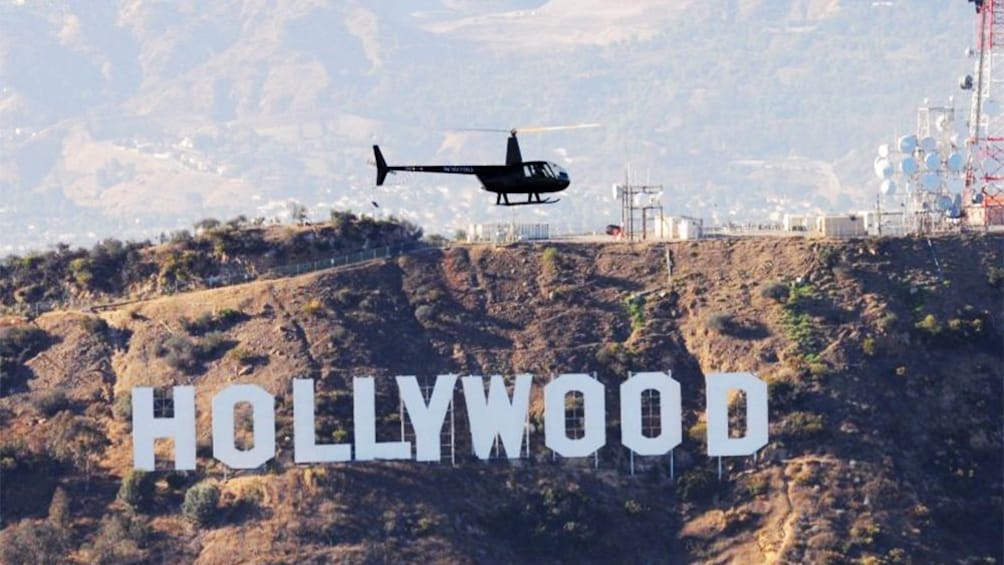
top-left (548, 162), bottom-right (568, 179)
top-left (524, 162), bottom-right (568, 180)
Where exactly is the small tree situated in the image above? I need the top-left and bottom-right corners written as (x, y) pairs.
top-left (182, 481), bottom-right (220, 526)
top-left (48, 487), bottom-right (71, 527)
top-left (288, 202), bottom-right (308, 225)
top-left (118, 470), bottom-right (155, 511)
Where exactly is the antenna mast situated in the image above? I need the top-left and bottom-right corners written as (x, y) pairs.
top-left (965, 0), bottom-right (1004, 227)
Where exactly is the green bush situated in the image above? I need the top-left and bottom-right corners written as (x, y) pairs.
top-left (677, 468), bottom-right (717, 502)
top-left (707, 312), bottom-right (735, 334)
top-left (0, 519), bottom-right (72, 565)
top-left (987, 266), bottom-right (1004, 289)
top-left (760, 281), bottom-right (790, 302)
top-left (623, 295), bottom-right (646, 332)
top-left (90, 510), bottom-right (151, 563)
top-left (117, 470), bottom-right (155, 511)
top-left (79, 316), bottom-right (109, 335)
top-left (156, 334), bottom-right (198, 372)
top-left (32, 390), bottom-right (70, 417)
top-left (182, 481), bottom-right (220, 525)
top-left (113, 393), bottom-right (132, 423)
top-left (914, 313), bottom-right (941, 336)
top-left (542, 247), bottom-right (559, 266)
top-left (782, 411), bottom-right (826, 439)
top-left (0, 326), bottom-right (50, 363)
top-left (862, 336), bottom-right (877, 357)
top-left (877, 312), bottom-right (898, 334)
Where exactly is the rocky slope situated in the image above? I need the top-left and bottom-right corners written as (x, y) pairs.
top-left (0, 233), bottom-right (1001, 563)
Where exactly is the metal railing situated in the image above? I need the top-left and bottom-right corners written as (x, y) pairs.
top-left (0, 241), bottom-right (438, 317)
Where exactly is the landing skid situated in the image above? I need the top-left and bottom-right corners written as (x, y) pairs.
top-left (495, 193), bottom-right (560, 206)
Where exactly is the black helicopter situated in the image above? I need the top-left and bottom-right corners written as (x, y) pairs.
top-left (372, 125), bottom-right (597, 206)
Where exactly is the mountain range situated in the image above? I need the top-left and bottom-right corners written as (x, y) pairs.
top-left (0, 0), bottom-right (977, 250)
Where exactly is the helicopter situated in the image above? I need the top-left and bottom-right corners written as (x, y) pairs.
top-left (372, 124), bottom-right (598, 206)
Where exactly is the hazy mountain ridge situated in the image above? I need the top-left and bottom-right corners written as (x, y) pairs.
top-left (0, 0), bottom-right (975, 250)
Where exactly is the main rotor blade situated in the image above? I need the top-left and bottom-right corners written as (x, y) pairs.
top-left (448, 127), bottom-right (511, 133)
top-left (516, 123), bottom-right (602, 134)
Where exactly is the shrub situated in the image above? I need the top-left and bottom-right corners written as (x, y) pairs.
top-left (301, 299), bottom-right (325, 317)
top-left (782, 411), bottom-right (826, 439)
top-left (46, 413), bottom-right (107, 475)
top-left (677, 468), bottom-right (717, 502)
top-left (0, 519), bottom-right (72, 565)
top-left (760, 281), bottom-right (790, 302)
top-left (746, 476), bottom-right (769, 497)
top-left (227, 347), bottom-right (254, 365)
top-left (197, 331), bottom-right (231, 358)
top-left (0, 326), bottom-right (50, 363)
top-left (707, 312), bottom-right (735, 334)
top-left (914, 314), bottom-right (941, 336)
top-left (542, 247), bottom-right (559, 266)
top-left (113, 393), bottom-right (132, 423)
top-left (624, 499), bottom-right (645, 515)
top-left (182, 481), bottom-right (220, 525)
top-left (32, 390), bottom-right (70, 417)
top-left (90, 510), bottom-right (151, 563)
top-left (117, 470), bottom-right (155, 511)
top-left (877, 312), bottom-right (898, 334)
top-left (79, 316), bottom-right (109, 335)
top-left (415, 304), bottom-right (436, 323)
top-left (623, 295), bottom-right (646, 332)
top-left (768, 379), bottom-right (802, 409)
top-left (157, 334), bottom-right (198, 372)
top-left (988, 266), bottom-right (1004, 289)
top-left (862, 337), bottom-right (877, 357)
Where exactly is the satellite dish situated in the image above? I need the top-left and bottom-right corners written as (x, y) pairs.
top-left (948, 205), bottom-right (962, 218)
top-left (900, 157), bottom-right (918, 175)
top-left (877, 144), bottom-right (890, 158)
top-left (937, 195), bottom-right (953, 211)
top-left (973, 192), bottom-right (984, 204)
top-left (921, 172), bottom-right (940, 190)
top-left (947, 177), bottom-right (965, 192)
top-left (924, 152), bottom-right (941, 171)
top-left (946, 152), bottom-right (964, 172)
top-left (898, 134), bottom-right (918, 153)
top-left (874, 158), bottom-right (894, 179)
top-left (880, 179), bottom-right (897, 196)
top-left (920, 136), bottom-right (937, 152)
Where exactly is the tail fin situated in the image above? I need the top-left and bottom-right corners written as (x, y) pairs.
top-left (373, 145), bottom-right (389, 186)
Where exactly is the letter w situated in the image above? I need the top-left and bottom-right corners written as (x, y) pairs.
top-left (461, 375), bottom-right (532, 460)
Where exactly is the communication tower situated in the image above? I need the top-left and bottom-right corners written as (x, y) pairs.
top-left (873, 99), bottom-right (966, 234)
top-left (613, 169), bottom-right (664, 241)
top-left (963, 0), bottom-right (1004, 226)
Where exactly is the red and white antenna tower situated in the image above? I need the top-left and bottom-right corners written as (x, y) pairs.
top-left (965, 0), bottom-right (1004, 227)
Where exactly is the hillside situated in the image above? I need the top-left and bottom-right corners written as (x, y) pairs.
top-left (0, 234), bottom-right (1002, 563)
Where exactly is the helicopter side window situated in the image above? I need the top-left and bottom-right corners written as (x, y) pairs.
top-left (524, 165), bottom-right (534, 178)
top-left (543, 164), bottom-right (555, 178)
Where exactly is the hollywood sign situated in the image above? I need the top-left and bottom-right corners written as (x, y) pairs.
top-left (132, 372), bottom-right (768, 471)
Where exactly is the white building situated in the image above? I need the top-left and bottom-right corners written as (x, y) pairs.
top-left (656, 216), bottom-right (704, 240)
top-left (813, 214), bottom-right (867, 238)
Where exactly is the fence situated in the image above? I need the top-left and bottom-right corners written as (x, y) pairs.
top-left (0, 241), bottom-right (439, 318)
